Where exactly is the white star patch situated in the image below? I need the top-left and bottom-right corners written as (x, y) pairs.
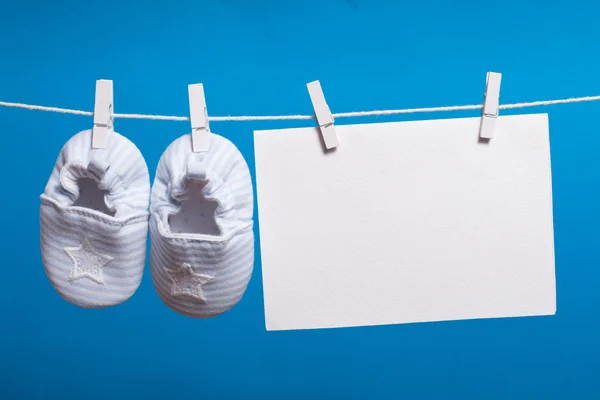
top-left (167, 263), bottom-right (214, 302)
top-left (64, 238), bottom-right (113, 285)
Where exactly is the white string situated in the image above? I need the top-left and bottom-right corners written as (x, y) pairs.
top-left (1, 95), bottom-right (600, 122)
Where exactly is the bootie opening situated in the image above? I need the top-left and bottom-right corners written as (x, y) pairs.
top-left (73, 177), bottom-right (115, 216)
top-left (168, 179), bottom-right (221, 235)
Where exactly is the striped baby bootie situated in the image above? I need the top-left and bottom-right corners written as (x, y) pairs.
top-left (40, 130), bottom-right (150, 308)
top-left (149, 132), bottom-right (254, 318)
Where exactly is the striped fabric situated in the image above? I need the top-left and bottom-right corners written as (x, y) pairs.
top-left (40, 130), bottom-right (150, 308)
top-left (150, 132), bottom-right (254, 318)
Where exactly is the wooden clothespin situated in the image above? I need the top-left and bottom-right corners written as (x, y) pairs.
top-left (479, 72), bottom-right (502, 140)
top-left (92, 80), bottom-right (114, 149)
top-left (188, 83), bottom-right (210, 152)
top-left (307, 80), bottom-right (338, 149)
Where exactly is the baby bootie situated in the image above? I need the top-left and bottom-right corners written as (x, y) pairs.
top-left (40, 130), bottom-right (150, 308)
top-left (150, 133), bottom-right (254, 318)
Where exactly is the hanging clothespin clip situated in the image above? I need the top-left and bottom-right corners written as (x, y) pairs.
top-left (307, 80), bottom-right (338, 149)
top-left (479, 72), bottom-right (502, 140)
top-left (92, 80), bottom-right (114, 149)
top-left (188, 83), bottom-right (210, 152)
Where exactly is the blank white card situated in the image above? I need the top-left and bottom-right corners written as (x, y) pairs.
top-left (254, 114), bottom-right (556, 331)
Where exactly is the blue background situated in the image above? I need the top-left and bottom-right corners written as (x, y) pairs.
top-left (1, 0), bottom-right (599, 398)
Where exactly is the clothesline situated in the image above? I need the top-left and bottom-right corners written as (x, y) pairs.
top-left (1, 95), bottom-right (599, 122)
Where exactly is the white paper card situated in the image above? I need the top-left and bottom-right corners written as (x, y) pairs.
top-left (254, 114), bottom-right (556, 331)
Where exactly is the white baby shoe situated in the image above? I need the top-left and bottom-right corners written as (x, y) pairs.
top-left (40, 130), bottom-right (150, 308)
top-left (150, 133), bottom-right (254, 318)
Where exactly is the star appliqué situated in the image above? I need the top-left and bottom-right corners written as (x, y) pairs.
top-left (167, 263), bottom-right (214, 302)
top-left (64, 238), bottom-right (113, 285)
